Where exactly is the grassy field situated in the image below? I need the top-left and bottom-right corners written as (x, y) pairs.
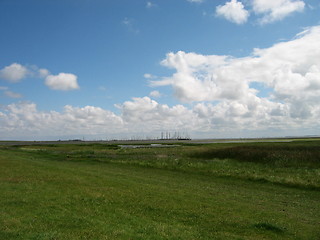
top-left (1, 140), bottom-right (320, 239)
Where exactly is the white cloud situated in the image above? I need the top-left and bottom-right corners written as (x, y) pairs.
top-left (1, 93), bottom-right (318, 140)
top-left (118, 97), bottom-right (199, 132)
top-left (0, 100), bottom-right (198, 140)
top-left (216, 0), bottom-right (250, 24)
top-left (151, 51), bottom-right (231, 102)
top-left (122, 17), bottom-right (139, 34)
top-left (0, 102), bottom-right (123, 140)
top-left (38, 68), bottom-right (50, 78)
top-left (1, 26), bottom-right (320, 140)
top-left (146, 1), bottom-right (156, 8)
top-left (144, 73), bottom-right (157, 79)
top-left (45, 73), bottom-right (80, 91)
top-left (149, 26), bottom-right (320, 132)
top-left (149, 90), bottom-right (161, 98)
top-left (0, 86), bottom-right (22, 99)
top-left (252, 0), bottom-right (305, 24)
top-left (0, 63), bottom-right (29, 83)
top-left (4, 91), bottom-right (23, 99)
top-left (0, 63), bottom-right (79, 91)
top-left (153, 26), bottom-right (320, 103)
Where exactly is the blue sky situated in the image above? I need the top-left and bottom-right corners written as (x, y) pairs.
top-left (0, 0), bottom-right (320, 140)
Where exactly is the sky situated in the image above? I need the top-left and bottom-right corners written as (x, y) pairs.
top-left (0, 0), bottom-right (320, 140)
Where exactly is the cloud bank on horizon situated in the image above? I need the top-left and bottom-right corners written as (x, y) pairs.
top-left (0, 0), bottom-right (319, 140)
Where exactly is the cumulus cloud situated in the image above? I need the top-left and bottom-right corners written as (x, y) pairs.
top-left (0, 102), bottom-right (123, 140)
top-left (1, 94), bottom-right (318, 140)
top-left (149, 90), bottom-right (161, 98)
top-left (150, 25), bottom-right (320, 131)
top-left (153, 26), bottom-right (320, 103)
top-left (4, 91), bottom-right (23, 99)
top-left (216, 0), bottom-right (305, 25)
top-left (151, 51), bottom-right (231, 102)
top-left (0, 100), bottom-right (199, 140)
top-left (0, 63), bottom-right (79, 91)
top-left (144, 73), bottom-right (157, 79)
top-left (45, 73), bottom-right (80, 91)
top-left (117, 97), bottom-right (200, 132)
top-left (216, 0), bottom-right (250, 24)
top-left (252, 0), bottom-right (305, 24)
top-left (0, 63), bottom-right (29, 82)
top-left (38, 68), bottom-right (50, 78)
top-left (1, 26), bottom-right (320, 140)
top-left (0, 86), bottom-right (22, 98)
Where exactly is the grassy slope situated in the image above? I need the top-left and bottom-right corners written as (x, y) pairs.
top-left (1, 142), bottom-right (320, 239)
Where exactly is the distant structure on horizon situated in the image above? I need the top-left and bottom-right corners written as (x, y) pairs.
top-left (160, 131), bottom-right (191, 140)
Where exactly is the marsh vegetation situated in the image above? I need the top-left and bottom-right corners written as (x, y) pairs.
top-left (1, 139), bottom-right (320, 239)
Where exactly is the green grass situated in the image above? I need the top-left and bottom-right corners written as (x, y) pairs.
top-left (1, 140), bottom-right (320, 239)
